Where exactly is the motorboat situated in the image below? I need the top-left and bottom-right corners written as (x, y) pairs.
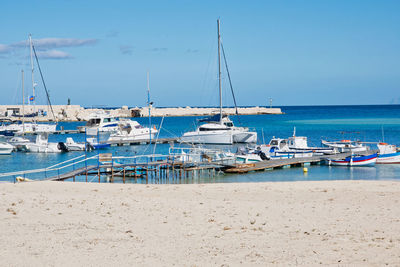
top-left (86, 137), bottom-right (110, 150)
top-left (108, 119), bottom-right (157, 142)
top-left (0, 142), bottom-right (13, 155)
top-left (268, 137), bottom-right (313, 159)
top-left (287, 129), bottom-right (336, 155)
top-left (321, 140), bottom-right (369, 153)
top-left (325, 153), bottom-right (377, 167)
top-left (64, 137), bottom-right (86, 151)
top-left (179, 20), bottom-right (257, 145)
top-left (376, 143), bottom-right (400, 164)
top-left (7, 136), bottom-right (31, 151)
top-left (0, 121), bottom-right (56, 135)
top-left (24, 133), bottom-right (64, 153)
top-left (78, 111), bottom-right (119, 133)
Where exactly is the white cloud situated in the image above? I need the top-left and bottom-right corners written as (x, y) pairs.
top-left (120, 45), bottom-right (133, 55)
top-left (12, 38), bottom-right (98, 49)
top-left (0, 37), bottom-right (98, 60)
top-left (0, 44), bottom-right (11, 53)
top-left (35, 49), bottom-right (73, 59)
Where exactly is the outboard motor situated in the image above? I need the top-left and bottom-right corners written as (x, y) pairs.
top-left (57, 142), bottom-right (69, 152)
top-left (86, 143), bottom-right (95, 151)
top-left (258, 151), bottom-right (269, 161)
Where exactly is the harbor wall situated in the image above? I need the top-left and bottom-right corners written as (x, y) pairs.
top-left (0, 105), bottom-right (282, 122)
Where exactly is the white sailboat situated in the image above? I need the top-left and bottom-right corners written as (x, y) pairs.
top-left (0, 34), bottom-right (57, 135)
top-left (179, 20), bottom-right (257, 145)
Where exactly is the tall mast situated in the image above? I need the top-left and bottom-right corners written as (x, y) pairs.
top-left (29, 34), bottom-right (36, 118)
top-left (147, 72), bottom-right (152, 143)
top-left (217, 19), bottom-right (222, 124)
top-left (22, 69), bottom-right (25, 135)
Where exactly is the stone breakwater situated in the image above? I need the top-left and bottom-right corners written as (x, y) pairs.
top-left (0, 105), bottom-right (282, 122)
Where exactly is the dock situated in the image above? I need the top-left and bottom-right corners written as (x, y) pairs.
top-left (225, 150), bottom-right (378, 173)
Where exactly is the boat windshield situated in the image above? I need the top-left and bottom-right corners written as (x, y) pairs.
top-left (270, 140), bottom-right (278, 146)
top-left (103, 118), bottom-right (116, 123)
top-left (199, 127), bottom-right (229, 131)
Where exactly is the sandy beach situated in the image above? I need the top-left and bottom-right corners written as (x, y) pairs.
top-left (1, 180), bottom-right (399, 266)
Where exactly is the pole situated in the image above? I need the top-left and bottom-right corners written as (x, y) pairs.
top-left (21, 70), bottom-right (25, 135)
top-left (217, 19), bottom-right (222, 124)
top-left (147, 72), bottom-right (152, 143)
top-left (29, 34), bottom-right (36, 117)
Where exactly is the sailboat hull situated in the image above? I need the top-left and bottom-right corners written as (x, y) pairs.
top-left (179, 131), bottom-right (233, 145)
top-left (232, 131), bottom-right (257, 143)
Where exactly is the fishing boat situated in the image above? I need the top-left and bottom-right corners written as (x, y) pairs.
top-left (78, 111), bottom-right (119, 133)
top-left (321, 140), bottom-right (369, 153)
top-left (179, 20), bottom-right (257, 145)
top-left (108, 119), bottom-right (157, 142)
top-left (287, 128), bottom-right (336, 155)
top-left (376, 143), bottom-right (400, 164)
top-left (325, 153), bottom-right (377, 166)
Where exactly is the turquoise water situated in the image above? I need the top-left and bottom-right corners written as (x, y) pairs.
top-left (1, 105), bottom-right (400, 183)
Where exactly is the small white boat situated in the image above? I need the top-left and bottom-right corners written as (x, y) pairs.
top-left (24, 133), bottom-right (63, 153)
top-left (64, 137), bottom-right (86, 151)
top-left (321, 140), bottom-right (369, 153)
top-left (268, 137), bottom-right (313, 159)
top-left (108, 119), bottom-right (157, 142)
top-left (377, 143), bottom-right (400, 164)
top-left (325, 153), bottom-right (377, 167)
top-left (0, 142), bottom-right (14, 155)
top-left (287, 129), bottom-right (335, 155)
top-left (7, 136), bottom-right (31, 151)
top-left (0, 121), bottom-right (57, 135)
top-left (78, 111), bottom-right (119, 133)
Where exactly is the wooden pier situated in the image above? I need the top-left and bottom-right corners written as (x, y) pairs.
top-left (45, 153), bottom-right (227, 183)
top-left (225, 150), bottom-right (378, 173)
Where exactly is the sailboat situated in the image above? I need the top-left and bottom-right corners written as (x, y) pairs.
top-left (0, 34), bottom-right (57, 135)
top-left (179, 20), bottom-right (257, 145)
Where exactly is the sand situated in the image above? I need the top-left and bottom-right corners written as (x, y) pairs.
top-left (1, 180), bottom-right (399, 266)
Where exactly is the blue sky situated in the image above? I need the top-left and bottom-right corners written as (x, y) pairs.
top-left (1, 0), bottom-right (400, 107)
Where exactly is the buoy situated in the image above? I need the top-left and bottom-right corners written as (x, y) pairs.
top-left (303, 167), bottom-right (308, 173)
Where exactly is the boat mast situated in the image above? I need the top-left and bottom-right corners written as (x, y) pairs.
top-left (29, 34), bottom-right (36, 119)
top-left (217, 19), bottom-right (222, 124)
top-left (147, 72), bottom-right (152, 143)
top-left (22, 70), bottom-right (25, 135)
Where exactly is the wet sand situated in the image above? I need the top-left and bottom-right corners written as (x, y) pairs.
top-left (1, 180), bottom-right (399, 266)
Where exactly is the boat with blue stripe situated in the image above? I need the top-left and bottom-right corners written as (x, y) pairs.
top-left (326, 153), bottom-right (377, 167)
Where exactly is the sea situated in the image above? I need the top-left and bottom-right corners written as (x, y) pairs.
top-left (1, 104), bottom-right (400, 183)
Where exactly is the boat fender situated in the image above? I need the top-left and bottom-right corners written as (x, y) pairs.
top-left (57, 142), bottom-right (69, 152)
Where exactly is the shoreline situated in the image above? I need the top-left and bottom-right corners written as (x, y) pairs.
top-left (1, 180), bottom-right (399, 266)
top-left (0, 105), bottom-right (283, 122)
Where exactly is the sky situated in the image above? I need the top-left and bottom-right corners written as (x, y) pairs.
top-left (1, 0), bottom-right (400, 107)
